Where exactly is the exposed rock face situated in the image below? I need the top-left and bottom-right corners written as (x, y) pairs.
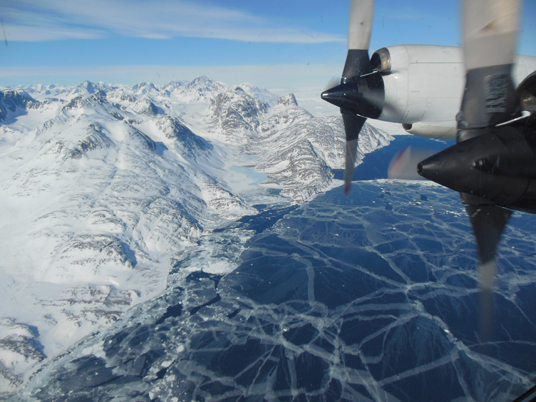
top-left (207, 88), bottom-right (269, 143)
top-left (204, 87), bottom-right (392, 202)
top-left (276, 93), bottom-right (298, 107)
top-left (63, 123), bottom-right (116, 160)
top-left (0, 90), bottom-right (39, 122)
top-left (245, 94), bottom-right (392, 202)
top-left (132, 99), bottom-right (163, 116)
top-left (0, 318), bottom-right (46, 395)
top-left (155, 116), bottom-right (212, 157)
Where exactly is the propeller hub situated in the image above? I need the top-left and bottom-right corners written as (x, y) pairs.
top-left (321, 74), bottom-right (384, 119)
top-left (418, 126), bottom-right (536, 211)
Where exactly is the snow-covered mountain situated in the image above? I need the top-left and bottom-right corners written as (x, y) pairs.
top-left (0, 76), bottom-right (391, 396)
top-left (250, 94), bottom-right (391, 201)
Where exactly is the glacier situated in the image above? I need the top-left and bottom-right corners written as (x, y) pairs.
top-left (1, 77), bottom-right (535, 401)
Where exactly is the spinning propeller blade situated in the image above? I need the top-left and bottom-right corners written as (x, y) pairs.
top-left (342, 111), bottom-right (366, 194)
top-left (321, 0), bottom-right (376, 194)
top-left (419, 0), bottom-right (523, 341)
top-left (459, 0), bottom-right (520, 341)
top-left (466, 204), bottom-right (513, 341)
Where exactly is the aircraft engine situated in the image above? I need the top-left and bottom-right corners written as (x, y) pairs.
top-left (370, 48), bottom-right (391, 74)
top-left (417, 124), bottom-right (536, 212)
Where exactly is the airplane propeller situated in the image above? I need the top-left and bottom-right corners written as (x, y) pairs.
top-left (417, 0), bottom-right (536, 341)
top-left (321, 0), bottom-right (383, 195)
top-left (323, 0), bottom-right (535, 343)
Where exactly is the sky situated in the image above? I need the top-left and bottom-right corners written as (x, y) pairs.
top-left (1, 0), bottom-right (535, 103)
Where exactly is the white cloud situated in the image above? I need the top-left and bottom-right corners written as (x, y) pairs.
top-left (2, 25), bottom-right (103, 42)
top-left (1, 0), bottom-right (344, 44)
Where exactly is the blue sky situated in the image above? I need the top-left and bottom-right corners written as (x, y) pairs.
top-left (1, 0), bottom-right (535, 96)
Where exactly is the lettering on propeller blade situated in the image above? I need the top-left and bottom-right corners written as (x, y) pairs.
top-left (485, 74), bottom-right (508, 113)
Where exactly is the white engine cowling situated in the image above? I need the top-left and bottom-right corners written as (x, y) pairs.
top-left (371, 45), bottom-right (536, 138)
top-left (371, 45), bottom-right (464, 126)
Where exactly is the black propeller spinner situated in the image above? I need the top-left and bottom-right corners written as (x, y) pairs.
top-left (320, 0), bottom-right (385, 195)
top-left (417, 0), bottom-right (536, 340)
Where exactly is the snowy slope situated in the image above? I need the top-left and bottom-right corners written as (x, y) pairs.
top-left (0, 77), bottom-right (391, 396)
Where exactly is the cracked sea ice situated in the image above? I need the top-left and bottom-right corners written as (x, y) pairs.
top-left (17, 181), bottom-right (536, 402)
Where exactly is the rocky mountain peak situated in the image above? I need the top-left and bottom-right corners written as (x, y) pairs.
top-left (79, 80), bottom-right (97, 94)
top-left (132, 99), bottom-right (163, 116)
top-left (132, 82), bottom-right (158, 95)
top-left (208, 89), bottom-right (270, 143)
top-left (63, 90), bottom-right (108, 110)
top-left (277, 93), bottom-right (298, 107)
top-left (162, 81), bottom-right (187, 92)
top-left (187, 76), bottom-right (224, 92)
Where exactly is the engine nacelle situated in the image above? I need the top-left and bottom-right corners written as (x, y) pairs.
top-left (371, 48), bottom-right (391, 74)
top-left (371, 45), bottom-right (536, 134)
top-left (372, 45), bottom-right (464, 126)
top-left (517, 71), bottom-right (536, 112)
top-left (402, 123), bottom-right (456, 139)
